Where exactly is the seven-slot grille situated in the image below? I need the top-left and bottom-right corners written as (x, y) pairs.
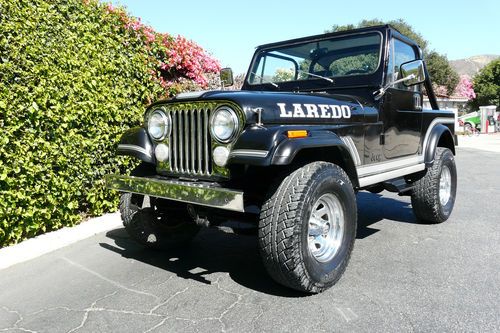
top-left (167, 107), bottom-right (212, 176)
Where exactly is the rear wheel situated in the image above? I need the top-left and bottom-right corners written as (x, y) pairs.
top-left (119, 193), bottom-right (200, 250)
top-left (411, 148), bottom-right (457, 223)
top-left (258, 162), bottom-right (357, 293)
top-left (464, 123), bottom-right (473, 136)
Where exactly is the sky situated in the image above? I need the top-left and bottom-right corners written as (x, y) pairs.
top-left (110, 0), bottom-right (500, 74)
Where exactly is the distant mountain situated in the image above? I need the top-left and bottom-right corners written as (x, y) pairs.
top-left (450, 55), bottom-right (499, 77)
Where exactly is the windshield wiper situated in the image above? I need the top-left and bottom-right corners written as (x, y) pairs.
top-left (250, 72), bottom-right (279, 88)
top-left (298, 70), bottom-right (334, 83)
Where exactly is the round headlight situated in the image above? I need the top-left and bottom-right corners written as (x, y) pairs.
top-left (148, 109), bottom-right (170, 141)
top-left (210, 106), bottom-right (239, 143)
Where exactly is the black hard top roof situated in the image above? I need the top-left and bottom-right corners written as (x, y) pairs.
top-left (255, 24), bottom-right (418, 50)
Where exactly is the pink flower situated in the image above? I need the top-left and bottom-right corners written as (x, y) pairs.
top-left (113, 6), bottom-right (221, 93)
top-left (454, 75), bottom-right (476, 100)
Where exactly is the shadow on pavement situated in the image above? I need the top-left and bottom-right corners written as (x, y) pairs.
top-left (101, 191), bottom-right (417, 296)
top-left (101, 227), bottom-right (305, 298)
top-left (356, 191), bottom-right (417, 239)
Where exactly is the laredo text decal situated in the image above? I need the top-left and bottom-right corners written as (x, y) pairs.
top-left (277, 103), bottom-right (351, 119)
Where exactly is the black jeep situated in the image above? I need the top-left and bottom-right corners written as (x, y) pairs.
top-left (106, 25), bottom-right (457, 293)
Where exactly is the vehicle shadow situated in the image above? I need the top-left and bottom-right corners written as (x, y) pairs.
top-left (356, 191), bottom-right (417, 238)
top-left (101, 191), bottom-right (417, 296)
top-left (101, 227), bottom-right (303, 297)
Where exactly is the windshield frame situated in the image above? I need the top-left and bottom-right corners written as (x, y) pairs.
top-left (243, 29), bottom-right (387, 91)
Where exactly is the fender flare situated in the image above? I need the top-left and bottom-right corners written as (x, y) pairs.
top-left (271, 132), bottom-right (359, 186)
top-left (424, 124), bottom-right (455, 166)
top-left (116, 127), bottom-right (156, 164)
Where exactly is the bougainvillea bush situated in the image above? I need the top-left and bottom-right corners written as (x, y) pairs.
top-left (455, 75), bottom-right (476, 100)
top-left (0, 0), bottom-right (220, 246)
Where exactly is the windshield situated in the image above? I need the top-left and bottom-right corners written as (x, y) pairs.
top-left (248, 32), bottom-right (382, 86)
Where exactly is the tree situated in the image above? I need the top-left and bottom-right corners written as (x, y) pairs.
top-left (470, 59), bottom-right (500, 109)
top-left (328, 19), bottom-right (428, 53)
top-left (425, 51), bottom-right (459, 95)
top-left (326, 19), bottom-right (459, 94)
top-left (272, 68), bottom-right (295, 82)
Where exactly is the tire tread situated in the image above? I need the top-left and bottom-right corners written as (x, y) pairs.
top-left (411, 147), bottom-right (455, 223)
top-left (258, 162), bottom-right (355, 293)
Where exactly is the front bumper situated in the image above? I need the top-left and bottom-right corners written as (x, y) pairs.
top-left (105, 175), bottom-right (245, 212)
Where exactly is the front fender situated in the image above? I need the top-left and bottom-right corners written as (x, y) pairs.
top-left (271, 131), bottom-right (347, 165)
top-left (270, 131), bottom-right (360, 187)
top-left (117, 127), bottom-right (156, 164)
top-left (228, 126), bottom-right (285, 166)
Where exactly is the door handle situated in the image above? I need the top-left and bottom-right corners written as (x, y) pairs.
top-left (413, 93), bottom-right (422, 110)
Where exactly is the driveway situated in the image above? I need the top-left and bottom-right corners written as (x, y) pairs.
top-left (0, 146), bottom-right (499, 332)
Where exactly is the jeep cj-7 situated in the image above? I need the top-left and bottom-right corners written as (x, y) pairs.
top-left (106, 25), bottom-right (457, 293)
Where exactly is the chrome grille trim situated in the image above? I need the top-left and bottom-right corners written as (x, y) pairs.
top-left (164, 106), bottom-right (213, 176)
top-left (171, 111), bottom-right (177, 171)
top-left (184, 110), bottom-right (189, 172)
top-left (204, 109), bottom-right (209, 174)
top-left (178, 111), bottom-right (184, 172)
top-left (197, 110), bottom-right (202, 172)
top-left (190, 111), bottom-right (195, 172)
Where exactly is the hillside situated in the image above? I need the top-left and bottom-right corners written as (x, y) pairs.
top-left (450, 55), bottom-right (499, 77)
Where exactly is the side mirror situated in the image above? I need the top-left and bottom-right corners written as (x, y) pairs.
top-left (400, 60), bottom-right (426, 86)
top-left (220, 68), bottom-right (234, 87)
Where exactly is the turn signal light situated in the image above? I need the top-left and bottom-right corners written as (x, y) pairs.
top-left (287, 130), bottom-right (308, 139)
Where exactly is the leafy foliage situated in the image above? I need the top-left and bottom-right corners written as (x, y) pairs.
top-left (328, 53), bottom-right (379, 76)
top-left (470, 59), bottom-right (500, 109)
top-left (425, 51), bottom-right (459, 95)
top-left (326, 19), bottom-right (460, 94)
top-left (329, 19), bottom-right (428, 53)
top-left (0, 0), bottom-right (220, 247)
top-left (272, 68), bottom-right (295, 82)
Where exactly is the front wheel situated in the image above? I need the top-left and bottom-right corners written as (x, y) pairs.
top-left (258, 162), bottom-right (357, 293)
top-left (464, 123), bottom-right (473, 137)
top-left (411, 148), bottom-right (457, 223)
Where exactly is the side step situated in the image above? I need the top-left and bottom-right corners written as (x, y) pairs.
top-left (382, 177), bottom-right (414, 196)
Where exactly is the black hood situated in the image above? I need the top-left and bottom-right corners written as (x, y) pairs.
top-left (160, 90), bottom-right (371, 125)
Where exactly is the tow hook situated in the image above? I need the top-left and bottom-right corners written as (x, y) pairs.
top-left (187, 204), bottom-right (210, 227)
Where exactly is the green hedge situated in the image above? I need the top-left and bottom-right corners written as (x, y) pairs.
top-left (0, 0), bottom-right (218, 246)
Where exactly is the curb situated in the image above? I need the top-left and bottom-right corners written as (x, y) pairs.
top-left (0, 212), bottom-right (122, 270)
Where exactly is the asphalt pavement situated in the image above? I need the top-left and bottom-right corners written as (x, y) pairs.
top-left (0, 144), bottom-right (499, 332)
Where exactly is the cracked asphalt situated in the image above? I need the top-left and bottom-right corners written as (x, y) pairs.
top-left (1, 146), bottom-right (499, 332)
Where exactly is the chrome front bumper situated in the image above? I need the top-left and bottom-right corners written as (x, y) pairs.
top-left (105, 175), bottom-right (245, 212)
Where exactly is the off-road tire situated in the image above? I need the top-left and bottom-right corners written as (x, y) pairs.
top-left (411, 147), bottom-right (457, 223)
top-left (119, 193), bottom-right (200, 250)
top-left (258, 162), bottom-right (357, 293)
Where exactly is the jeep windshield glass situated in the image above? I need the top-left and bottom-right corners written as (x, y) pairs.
top-left (247, 32), bottom-right (382, 86)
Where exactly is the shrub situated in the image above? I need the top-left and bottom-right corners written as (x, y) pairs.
top-left (0, 0), bottom-right (220, 246)
top-left (470, 59), bottom-right (500, 110)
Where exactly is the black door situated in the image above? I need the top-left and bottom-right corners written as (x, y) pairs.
top-left (382, 38), bottom-right (423, 159)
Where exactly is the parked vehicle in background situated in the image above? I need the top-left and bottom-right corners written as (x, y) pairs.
top-left (459, 111), bottom-right (481, 131)
top-left (460, 119), bottom-right (480, 136)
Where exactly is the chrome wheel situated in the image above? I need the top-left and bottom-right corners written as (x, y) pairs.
top-left (439, 165), bottom-right (452, 206)
top-left (308, 193), bottom-right (345, 262)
